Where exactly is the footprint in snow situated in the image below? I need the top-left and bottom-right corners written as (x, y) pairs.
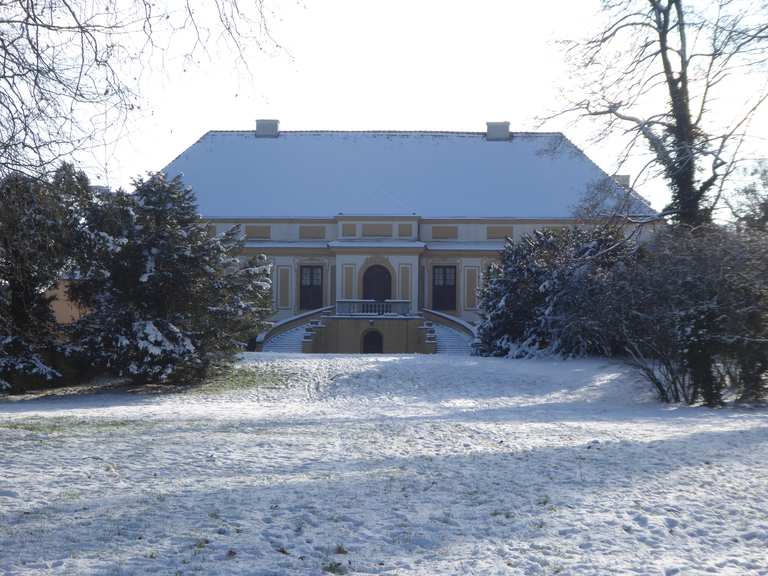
top-left (664, 517), bottom-right (679, 530)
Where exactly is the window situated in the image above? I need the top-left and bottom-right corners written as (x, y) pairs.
top-left (302, 266), bottom-right (322, 286)
top-left (432, 265), bottom-right (457, 310)
top-left (300, 266), bottom-right (323, 310)
top-left (433, 266), bottom-right (456, 287)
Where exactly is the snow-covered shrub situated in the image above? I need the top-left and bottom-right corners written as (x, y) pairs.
top-left (0, 337), bottom-right (61, 391)
top-left (68, 174), bottom-right (272, 384)
top-left (476, 224), bottom-right (768, 405)
top-left (0, 166), bottom-right (89, 390)
top-left (476, 225), bottom-right (636, 357)
top-left (612, 226), bottom-right (768, 405)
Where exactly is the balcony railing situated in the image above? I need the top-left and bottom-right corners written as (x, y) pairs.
top-left (335, 299), bottom-right (412, 316)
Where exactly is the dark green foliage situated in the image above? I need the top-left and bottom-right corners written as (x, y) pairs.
top-left (0, 165), bottom-right (90, 389)
top-left (68, 173), bottom-right (272, 384)
top-left (476, 225), bottom-right (634, 357)
top-left (477, 224), bottom-right (768, 406)
top-left (475, 245), bottom-right (542, 357)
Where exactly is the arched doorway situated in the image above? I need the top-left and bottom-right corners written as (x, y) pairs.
top-left (362, 330), bottom-right (383, 353)
top-left (362, 265), bottom-right (392, 301)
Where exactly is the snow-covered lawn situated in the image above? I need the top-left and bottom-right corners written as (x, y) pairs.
top-left (1, 354), bottom-right (767, 575)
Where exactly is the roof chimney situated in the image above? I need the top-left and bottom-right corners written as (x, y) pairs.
top-left (255, 119), bottom-right (279, 137)
top-left (486, 121), bottom-right (510, 141)
top-left (614, 174), bottom-right (631, 188)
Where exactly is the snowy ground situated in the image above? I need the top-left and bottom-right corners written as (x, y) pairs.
top-left (1, 354), bottom-right (767, 576)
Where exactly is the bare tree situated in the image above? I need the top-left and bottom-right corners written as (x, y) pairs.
top-left (0, 0), bottom-right (276, 176)
top-left (560, 0), bottom-right (768, 226)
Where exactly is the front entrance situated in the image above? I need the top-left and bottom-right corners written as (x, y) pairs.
top-left (362, 330), bottom-right (383, 353)
top-left (432, 265), bottom-right (457, 311)
top-left (362, 265), bottom-right (392, 301)
top-left (300, 265), bottom-right (323, 310)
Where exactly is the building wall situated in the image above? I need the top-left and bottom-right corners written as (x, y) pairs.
top-left (208, 220), bottom-right (339, 242)
top-left (308, 317), bottom-right (430, 354)
top-left (221, 217), bottom-right (649, 245)
top-left (419, 254), bottom-right (495, 324)
top-left (47, 281), bottom-right (87, 325)
top-left (336, 218), bottom-right (419, 240)
top-left (421, 220), bottom-right (578, 242)
top-left (267, 254), bottom-right (336, 320)
top-left (334, 253), bottom-right (420, 311)
top-left (224, 216), bottom-right (658, 323)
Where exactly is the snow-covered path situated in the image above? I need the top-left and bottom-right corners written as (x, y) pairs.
top-left (1, 354), bottom-right (767, 575)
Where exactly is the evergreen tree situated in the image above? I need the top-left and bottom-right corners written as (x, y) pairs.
top-left (476, 234), bottom-right (550, 356)
top-left (0, 165), bottom-right (90, 390)
top-left (476, 226), bottom-right (634, 358)
top-left (69, 173), bottom-right (272, 384)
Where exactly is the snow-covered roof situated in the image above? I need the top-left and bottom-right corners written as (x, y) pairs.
top-left (164, 130), bottom-right (655, 219)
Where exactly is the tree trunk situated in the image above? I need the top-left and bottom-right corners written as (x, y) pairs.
top-left (688, 345), bottom-right (720, 406)
top-left (738, 353), bottom-right (767, 403)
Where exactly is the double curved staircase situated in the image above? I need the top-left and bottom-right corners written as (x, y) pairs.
top-left (256, 306), bottom-right (474, 355)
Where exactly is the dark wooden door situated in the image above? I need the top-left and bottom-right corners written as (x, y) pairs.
top-left (432, 265), bottom-right (457, 310)
top-left (362, 330), bottom-right (383, 353)
top-left (300, 266), bottom-right (323, 310)
top-left (362, 265), bottom-right (392, 301)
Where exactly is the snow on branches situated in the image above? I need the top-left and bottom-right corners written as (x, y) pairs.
top-left (67, 173), bottom-right (273, 385)
top-left (476, 224), bottom-right (768, 405)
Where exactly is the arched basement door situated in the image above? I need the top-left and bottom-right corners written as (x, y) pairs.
top-left (362, 265), bottom-right (392, 301)
top-left (362, 330), bottom-right (383, 353)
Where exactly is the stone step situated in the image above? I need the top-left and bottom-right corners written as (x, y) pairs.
top-left (432, 324), bottom-right (472, 355)
top-left (263, 324), bottom-right (310, 353)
